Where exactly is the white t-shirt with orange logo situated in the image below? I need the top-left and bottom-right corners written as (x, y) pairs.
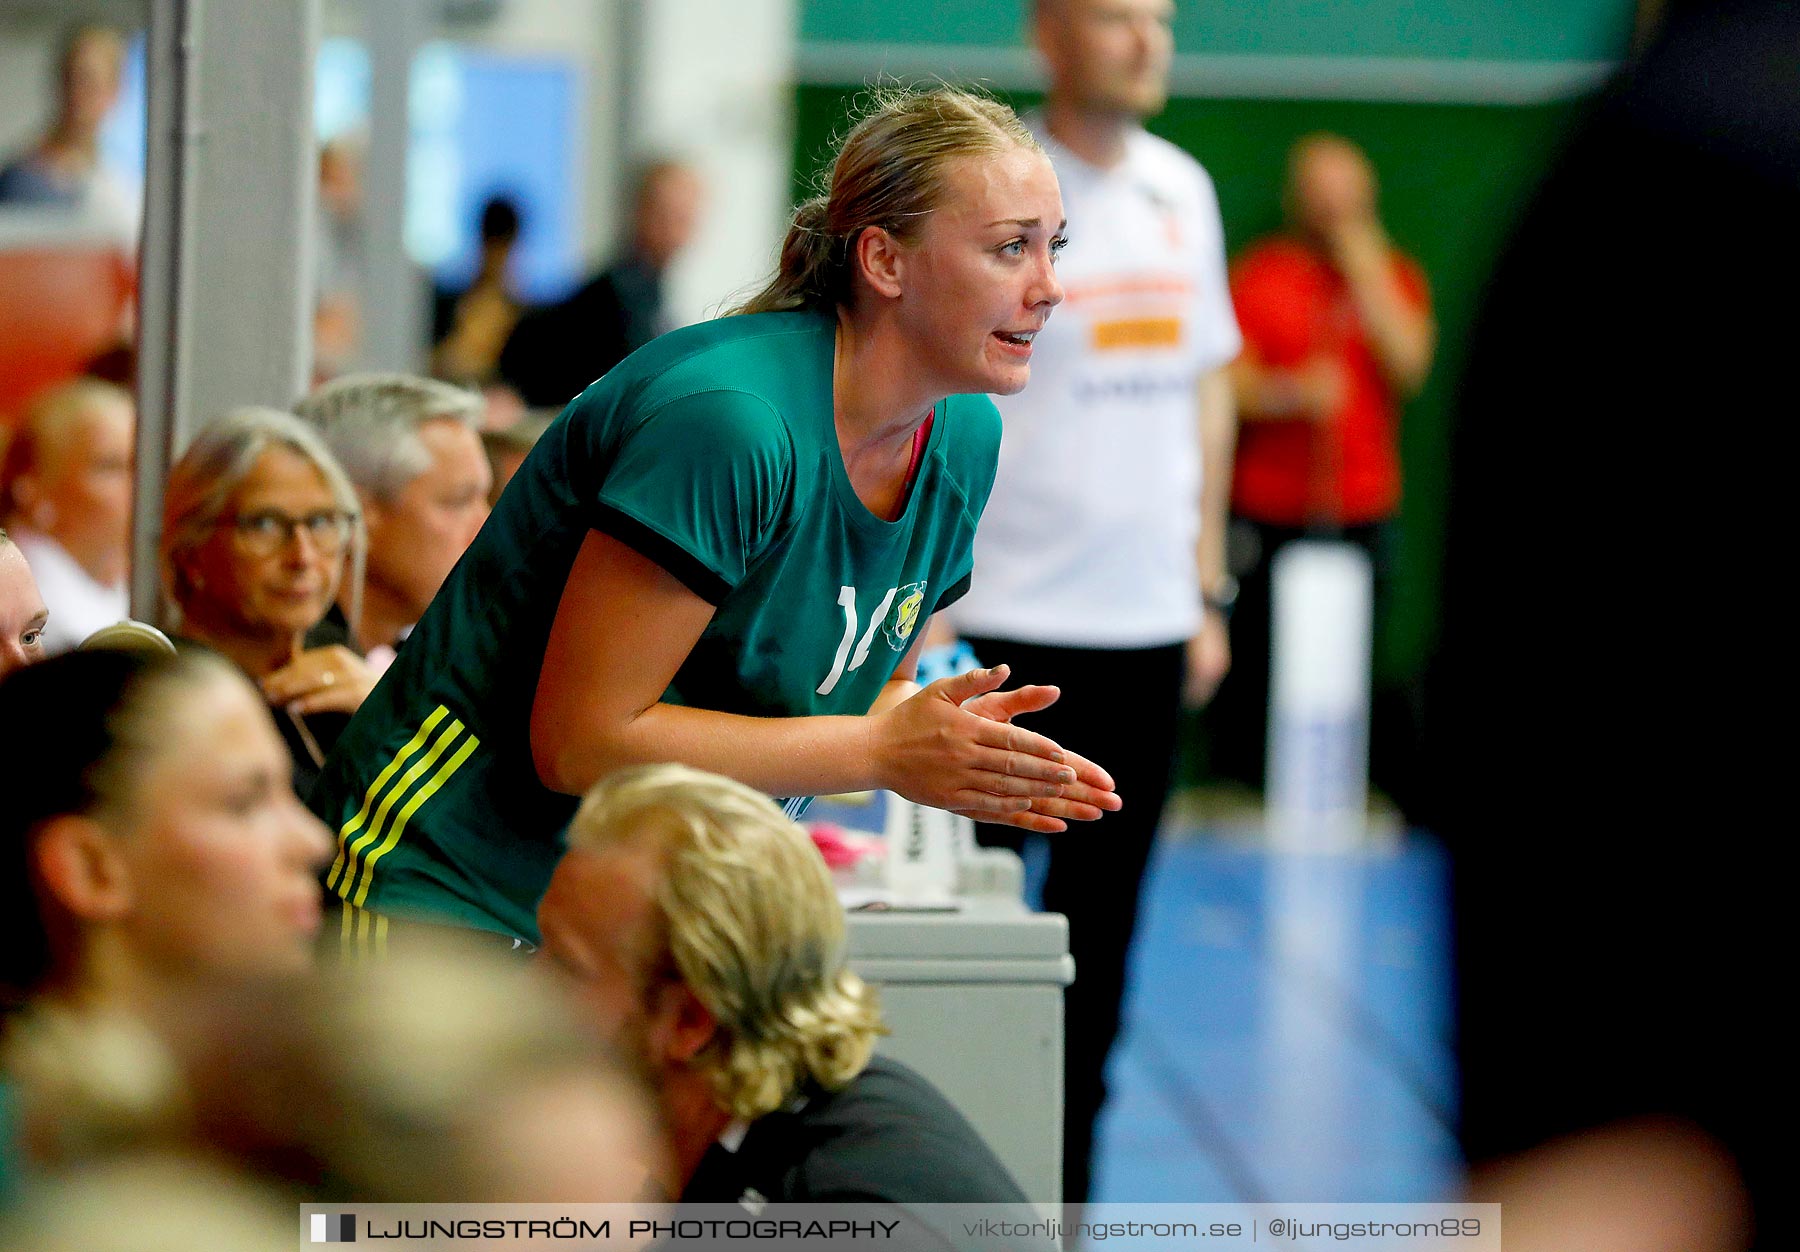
top-left (952, 121), bottom-right (1241, 648)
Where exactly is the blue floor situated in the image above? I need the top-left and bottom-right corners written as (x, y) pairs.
top-left (1081, 832), bottom-right (1463, 1204)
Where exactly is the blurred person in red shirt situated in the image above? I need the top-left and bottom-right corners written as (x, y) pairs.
top-left (1210, 134), bottom-right (1434, 794)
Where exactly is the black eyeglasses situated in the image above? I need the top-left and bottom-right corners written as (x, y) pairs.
top-left (225, 509), bottom-right (357, 556)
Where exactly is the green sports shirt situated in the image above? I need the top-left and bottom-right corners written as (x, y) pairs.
top-left (310, 311), bottom-right (1002, 942)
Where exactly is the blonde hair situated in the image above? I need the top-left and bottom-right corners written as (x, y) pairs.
top-left (0, 376), bottom-right (133, 517)
top-left (567, 764), bottom-right (884, 1119)
top-left (733, 85), bottom-right (1041, 316)
top-left (159, 407), bottom-right (367, 632)
top-left (287, 946), bottom-right (652, 1201)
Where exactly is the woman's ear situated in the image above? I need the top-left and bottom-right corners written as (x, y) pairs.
top-left (173, 546), bottom-right (205, 596)
top-left (32, 815), bottom-right (134, 923)
top-left (357, 487), bottom-right (386, 536)
top-left (652, 981), bottom-right (718, 1068)
top-left (852, 226), bottom-right (906, 302)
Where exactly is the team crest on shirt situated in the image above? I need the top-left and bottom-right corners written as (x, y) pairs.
top-left (883, 582), bottom-right (927, 651)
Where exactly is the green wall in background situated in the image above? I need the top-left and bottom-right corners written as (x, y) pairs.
top-left (792, 85), bottom-right (1592, 686)
top-left (799, 0), bottom-right (1634, 61)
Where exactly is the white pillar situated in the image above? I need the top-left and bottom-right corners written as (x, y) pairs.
top-left (358, 0), bottom-right (430, 373)
top-left (134, 0), bottom-right (320, 622)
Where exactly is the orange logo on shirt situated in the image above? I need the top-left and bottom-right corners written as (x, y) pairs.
top-left (1092, 317), bottom-right (1184, 350)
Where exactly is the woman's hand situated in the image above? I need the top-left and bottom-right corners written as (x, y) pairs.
top-left (261, 645), bottom-right (378, 717)
top-left (869, 665), bottom-right (1122, 834)
top-left (959, 675), bottom-right (1122, 832)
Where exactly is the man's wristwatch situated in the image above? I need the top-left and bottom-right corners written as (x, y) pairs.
top-left (1202, 575), bottom-right (1239, 619)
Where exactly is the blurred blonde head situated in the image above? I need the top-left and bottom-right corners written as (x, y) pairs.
top-left (562, 764), bottom-right (883, 1120)
top-left (0, 1154), bottom-right (293, 1252)
top-left (1, 377), bottom-right (135, 585)
top-left (188, 943), bottom-right (660, 1203)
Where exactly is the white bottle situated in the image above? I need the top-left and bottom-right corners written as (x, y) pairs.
top-left (1265, 539), bottom-right (1374, 852)
top-left (883, 792), bottom-right (959, 901)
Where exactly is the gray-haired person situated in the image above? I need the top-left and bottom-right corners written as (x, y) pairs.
top-left (161, 407), bottom-right (376, 795)
top-left (294, 373), bottom-right (491, 667)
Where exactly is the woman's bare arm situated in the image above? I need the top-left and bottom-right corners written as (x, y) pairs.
top-left (529, 531), bottom-right (1119, 830)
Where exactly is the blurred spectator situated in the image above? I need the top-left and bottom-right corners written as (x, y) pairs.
top-left (949, 0), bottom-right (1240, 1205)
top-left (479, 411), bottom-right (552, 506)
top-left (0, 648), bottom-right (330, 1167)
top-left (431, 195), bottom-right (526, 387)
top-left (293, 374), bottom-right (491, 665)
top-left (160, 408), bottom-right (377, 797)
top-left (537, 764), bottom-right (1037, 1221)
top-left (1212, 133), bottom-right (1435, 796)
top-left (0, 23), bottom-right (138, 246)
top-left (499, 159), bottom-right (703, 408)
top-left (178, 946), bottom-right (660, 1203)
top-left (1432, 1), bottom-right (1783, 1247)
top-left (313, 138), bottom-right (367, 379)
top-left (0, 1155), bottom-right (295, 1252)
top-left (0, 377), bottom-right (134, 653)
top-left (0, 528), bottom-right (50, 678)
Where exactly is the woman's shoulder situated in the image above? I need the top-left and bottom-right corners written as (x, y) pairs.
top-left (940, 392), bottom-right (1004, 457)
top-left (613, 311), bottom-right (833, 399)
top-left (926, 394), bottom-right (1004, 516)
top-left (565, 312), bottom-right (831, 445)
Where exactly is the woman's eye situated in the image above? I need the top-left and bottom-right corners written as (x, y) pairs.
top-left (999, 239), bottom-right (1027, 257)
top-left (21, 629), bottom-right (43, 649)
top-left (224, 781), bottom-right (270, 815)
top-left (1050, 236), bottom-right (1069, 258)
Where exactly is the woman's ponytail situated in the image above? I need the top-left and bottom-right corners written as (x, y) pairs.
top-left (732, 196), bottom-right (842, 315)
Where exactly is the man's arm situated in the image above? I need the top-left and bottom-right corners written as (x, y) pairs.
top-left (1229, 348), bottom-right (1345, 423)
top-left (1331, 222), bottom-right (1436, 397)
top-left (1187, 367), bottom-right (1236, 706)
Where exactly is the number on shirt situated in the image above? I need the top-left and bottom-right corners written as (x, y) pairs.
top-left (817, 584), bottom-right (899, 697)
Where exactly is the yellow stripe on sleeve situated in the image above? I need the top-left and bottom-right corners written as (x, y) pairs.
top-left (332, 716), bottom-right (466, 902)
top-left (327, 706), bottom-right (452, 890)
top-left (350, 731), bottom-right (480, 907)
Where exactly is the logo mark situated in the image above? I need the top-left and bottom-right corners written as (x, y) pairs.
top-left (310, 1213), bottom-right (357, 1243)
top-left (883, 582), bottom-right (927, 651)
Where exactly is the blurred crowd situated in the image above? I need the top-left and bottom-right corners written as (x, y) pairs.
top-left (0, 1), bottom-right (1779, 1250)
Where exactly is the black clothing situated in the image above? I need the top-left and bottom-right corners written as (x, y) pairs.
top-left (1428, 2), bottom-right (1784, 1241)
top-left (303, 604), bottom-right (355, 653)
top-left (962, 639), bottom-right (1186, 1205)
top-left (499, 256), bottom-right (665, 408)
top-left (172, 635), bottom-right (352, 802)
top-left (682, 1057), bottom-right (1034, 1218)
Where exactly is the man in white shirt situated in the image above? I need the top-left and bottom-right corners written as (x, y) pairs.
top-left (2, 378), bottom-right (135, 653)
top-left (949, 0), bottom-right (1241, 1203)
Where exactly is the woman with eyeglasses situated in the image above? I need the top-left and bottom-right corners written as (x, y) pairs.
top-left (161, 407), bottom-right (376, 797)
